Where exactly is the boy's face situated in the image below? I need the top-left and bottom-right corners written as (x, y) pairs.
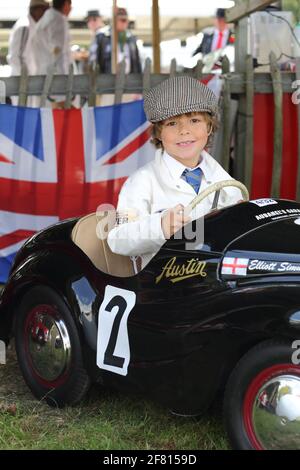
top-left (160, 113), bottom-right (211, 168)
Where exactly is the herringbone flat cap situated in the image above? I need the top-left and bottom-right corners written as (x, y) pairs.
top-left (143, 76), bottom-right (218, 123)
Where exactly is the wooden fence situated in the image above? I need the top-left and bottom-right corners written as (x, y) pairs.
top-left (1, 55), bottom-right (300, 199)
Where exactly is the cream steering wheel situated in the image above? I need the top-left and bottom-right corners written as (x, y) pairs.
top-left (186, 179), bottom-right (249, 213)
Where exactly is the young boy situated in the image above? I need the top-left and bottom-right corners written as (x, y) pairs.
top-left (107, 76), bottom-right (243, 269)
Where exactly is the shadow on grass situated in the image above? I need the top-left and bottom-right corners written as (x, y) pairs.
top-left (0, 343), bottom-right (229, 450)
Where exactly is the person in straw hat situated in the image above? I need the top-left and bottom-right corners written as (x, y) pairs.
top-left (107, 76), bottom-right (243, 271)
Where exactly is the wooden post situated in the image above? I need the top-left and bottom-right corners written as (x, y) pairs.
top-left (0, 81), bottom-right (5, 104)
top-left (143, 58), bottom-right (152, 94)
top-left (111, 0), bottom-right (118, 74)
top-left (221, 56), bottom-right (231, 172)
top-left (40, 65), bottom-right (55, 108)
top-left (222, 55), bottom-right (230, 74)
top-left (114, 59), bottom-right (126, 104)
top-left (152, 0), bottom-right (161, 73)
top-left (88, 64), bottom-right (98, 107)
top-left (169, 59), bottom-right (177, 77)
top-left (18, 64), bottom-right (28, 107)
top-left (244, 54), bottom-right (254, 192)
top-left (65, 64), bottom-right (74, 109)
top-left (296, 57), bottom-right (300, 201)
top-left (269, 51), bottom-right (283, 198)
top-left (234, 16), bottom-right (248, 182)
top-left (194, 60), bottom-right (203, 80)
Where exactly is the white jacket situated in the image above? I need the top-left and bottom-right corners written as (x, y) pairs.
top-left (7, 15), bottom-right (37, 76)
top-left (107, 149), bottom-right (243, 268)
top-left (31, 8), bottom-right (70, 75)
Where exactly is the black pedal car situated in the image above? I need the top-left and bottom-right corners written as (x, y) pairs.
top-left (0, 181), bottom-right (300, 450)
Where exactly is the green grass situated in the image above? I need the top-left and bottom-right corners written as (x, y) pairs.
top-left (0, 346), bottom-right (229, 450)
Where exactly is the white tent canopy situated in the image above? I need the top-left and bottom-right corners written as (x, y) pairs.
top-left (1, 0), bottom-right (234, 20)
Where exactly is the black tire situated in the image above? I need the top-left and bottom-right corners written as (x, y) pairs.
top-left (15, 285), bottom-right (91, 407)
top-left (223, 339), bottom-right (300, 450)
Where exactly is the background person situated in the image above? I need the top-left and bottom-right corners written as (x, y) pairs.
top-left (32, 0), bottom-right (72, 107)
top-left (71, 9), bottom-right (104, 73)
top-left (97, 7), bottom-right (142, 74)
top-left (97, 7), bottom-right (142, 105)
top-left (86, 9), bottom-right (104, 68)
top-left (193, 8), bottom-right (233, 57)
top-left (7, 0), bottom-right (50, 77)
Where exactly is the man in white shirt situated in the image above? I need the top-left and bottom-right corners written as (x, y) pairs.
top-left (32, 0), bottom-right (72, 106)
top-left (107, 76), bottom-right (244, 270)
top-left (7, 0), bottom-right (50, 77)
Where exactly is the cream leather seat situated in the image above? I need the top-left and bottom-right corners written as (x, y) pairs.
top-left (71, 212), bottom-right (135, 277)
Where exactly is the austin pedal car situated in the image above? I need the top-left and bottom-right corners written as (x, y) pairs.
top-left (1, 180), bottom-right (300, 450)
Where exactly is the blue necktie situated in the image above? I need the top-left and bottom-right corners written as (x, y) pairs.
top-left (181, 167), bottom-right (202, 194)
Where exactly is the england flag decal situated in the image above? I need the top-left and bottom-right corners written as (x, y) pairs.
top-left (221, 257), bottom-right (249, 276)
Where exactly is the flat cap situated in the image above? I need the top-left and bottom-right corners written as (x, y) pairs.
top-left (143, 76), bottom-right (218, 123)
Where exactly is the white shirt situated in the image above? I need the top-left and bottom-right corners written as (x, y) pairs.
top-left (107, 149), bottom-right (243, 269)
top-left (162, 151), bottom-right (211, 187)
top-left (7, 14), bottom-right (37, 76)
top-left (118, 43), bottom-right (131, 74)
top-left (32, 8), bottom-right (70, 75)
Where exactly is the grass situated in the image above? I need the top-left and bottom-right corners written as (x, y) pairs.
top-left (0, 345), bottom-right (229, 450)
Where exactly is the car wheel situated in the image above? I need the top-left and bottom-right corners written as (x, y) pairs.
top-left (15, 285), bottom-right (91, 407)
top-left (223, 339), bottom-right (300, 450)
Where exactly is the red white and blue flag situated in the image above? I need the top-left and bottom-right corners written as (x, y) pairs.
top-left (0, 101), bottom-right (154, 282)
top-left (221, 257), bottom-right (249, 276)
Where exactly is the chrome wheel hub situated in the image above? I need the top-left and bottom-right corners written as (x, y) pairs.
top-left (251, 374), bottom-right (300, 449)
top-left (27, 306), bottom-right (71, 382)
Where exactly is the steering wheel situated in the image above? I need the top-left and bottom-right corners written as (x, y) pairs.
top-left (186, 179), bottom-right (249, 213)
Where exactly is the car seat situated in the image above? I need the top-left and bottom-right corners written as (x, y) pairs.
top-left (71, 212), bottom-right (135, 277)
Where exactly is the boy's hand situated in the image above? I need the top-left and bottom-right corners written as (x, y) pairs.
top-left (161, 204), bottom-right (191, 239)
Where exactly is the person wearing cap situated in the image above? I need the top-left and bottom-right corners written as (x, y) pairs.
top-left (7, 0), bottom-right (50, 77)
top-left (96, 7), bottom-right (141, 74)
top-left (84, 10), bottom-right (104, 68)
top-left (193, 8), bottom-right (234, 57)
top-left (107, 76), bottom-right (243, 270)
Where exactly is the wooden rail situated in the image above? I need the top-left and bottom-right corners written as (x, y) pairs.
top-left (0, 56), bottom-right (298, 200)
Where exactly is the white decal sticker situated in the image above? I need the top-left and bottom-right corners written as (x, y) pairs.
top-left (97, 285), bottom-right (136, 376)
top-left (249, 260), bottom-right (300, 273)
top-left (255, 208), bottom-right (300, 221)
top-left (221, 257), bottom-right (249, 276)
top-left (250, 199), bottom-right (278, 207)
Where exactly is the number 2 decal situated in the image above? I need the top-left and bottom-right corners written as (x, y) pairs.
top-left (96, 285), bottom-right (136, 376)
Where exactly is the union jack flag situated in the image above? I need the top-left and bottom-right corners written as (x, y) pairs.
top-left (0, 100), bottom-right (154, 282)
